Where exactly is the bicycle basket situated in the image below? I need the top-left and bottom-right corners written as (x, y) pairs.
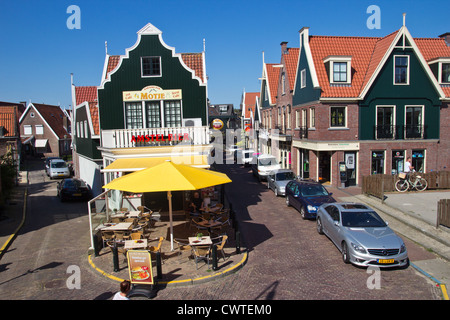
top-left (398, 173), bottom-right (406, 179)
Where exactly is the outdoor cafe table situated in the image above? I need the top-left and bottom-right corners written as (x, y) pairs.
top-left (127, 211), bottom-right (142, 218)
top-left (188, 236), bottom-right (212, 246)
top-left (196, 219), bottom-right (222, 234)
top-left (101, 222), bottom-right (134, 231)
top-left (124, 239), bottom-right (148, 250)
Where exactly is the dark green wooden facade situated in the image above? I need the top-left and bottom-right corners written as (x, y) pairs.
top-left (74, 104), bottom-right (101, 159)
top-left (98, 34), bottom-right (207, 131)
top-left (360, 47), bottom-right (442, 140)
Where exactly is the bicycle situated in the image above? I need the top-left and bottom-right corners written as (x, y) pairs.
top-left (394, 170), bottom-right (427, 192)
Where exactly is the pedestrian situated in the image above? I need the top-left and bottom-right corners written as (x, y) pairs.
top-left (113, 280), bottom-right (131, 300)
top-left (404, 157), bottom-right (414, 180)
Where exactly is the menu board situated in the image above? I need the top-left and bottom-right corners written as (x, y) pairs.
top-left (127, 250), bottom-right (154, 285)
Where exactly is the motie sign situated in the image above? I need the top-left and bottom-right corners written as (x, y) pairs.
top-left (123, 85), bottom-right (182, 102)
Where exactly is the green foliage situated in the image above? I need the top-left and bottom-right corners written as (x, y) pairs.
top-left (0, 148), bottom-right (17, 198)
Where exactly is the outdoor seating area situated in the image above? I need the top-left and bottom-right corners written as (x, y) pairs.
top-left (91, 204), bottom-right (242, 284)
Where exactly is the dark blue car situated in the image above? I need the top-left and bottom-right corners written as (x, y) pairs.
top-left (285, 180), bottom-right (336, 219)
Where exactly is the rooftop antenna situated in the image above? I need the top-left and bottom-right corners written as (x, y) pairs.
top-left (105, 41), bottom-right (108, 55)
top-left (402, 13), bottom-right (406, 27)
top-left (203, 38), bottom-right (206, 52)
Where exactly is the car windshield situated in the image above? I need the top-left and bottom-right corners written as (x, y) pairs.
top-left (51, 162), bottom-right (67, 168)
top-left (276, 172), bottom-right (296, 181)
top-left (341, 211), bottom-right (387, 228)
top-left (258, 157), bottom-right (277, 166)
top-left (64, 180), bottom-right (86, 188)
top-left (300, 185), bottom-right (329, 197)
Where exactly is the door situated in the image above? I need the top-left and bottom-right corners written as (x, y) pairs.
top-left (319, 151), bottom-right (331, 183)
top-left (344, 152), bottom-right (356, 186)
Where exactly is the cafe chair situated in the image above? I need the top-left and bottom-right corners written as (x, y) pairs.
top-left (114, 231), bottom-right (130, 242)
top-left (101, 231), bottom-right (115, 247)
top-left (192, 245), bottom-right (211, 270)
top-left (110, 217), bottom-right (122, 223)
top-left (119, 208), bottom-right (128, 212)
top-left (148, 237), bottom-right (164, 263)
top-left (130, 232), bottom-right (143, 240)
top-left (174, 238), bottom-right (192, 256)
top-left (212, 235), bottom-right (228, 261)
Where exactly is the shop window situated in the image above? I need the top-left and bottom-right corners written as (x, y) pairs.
top-left (164, 101), bottom-right (182, 127)
top-left (330, 107), bottom-right (346, 127)
top-left (141, 56), bottom-right (161, 77)
top-left (145, 102), bottom-right (161, 128)
top-left (412, 150), bottom-right (425, 173)
top-left (125, 102), bottom-right (143, 129)
top-left (371, 151), bottom-right (385, 174)
top-left (392, 150), bottom-right (404, 175)
top-left (394, 55), bottom-right (409, 85)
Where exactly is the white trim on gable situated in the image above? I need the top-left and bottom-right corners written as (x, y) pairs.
top-left (99, 23), bottom-right (206, 90)
top-left (19, 103), bottom-right (61, 141)
top-left (359, 26), bottom-right (446, 100)
top-left (74, 102), bottom-right (99, 138)
top-left (293, 27), bottom-right (320, 97)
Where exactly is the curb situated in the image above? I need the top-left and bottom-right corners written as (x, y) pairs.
top-left (88, 249), bottom-right (248, 287)
top-left (0, 187), bottom-right (27, 260)
top-left (411, 262), bottom-right (449, 300)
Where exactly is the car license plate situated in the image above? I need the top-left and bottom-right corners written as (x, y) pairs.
top-left (58, 174), bottom-right (65, 176)
top-left (73, 193), bottom-right (82, 196)
top-left (377, 259), bottom-right (394, 264)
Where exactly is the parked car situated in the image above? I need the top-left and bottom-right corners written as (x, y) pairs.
top-left (251, 154), bottom-right (280, 181)
top-left (267, 169), bottom-right (296, 196)
top-left (47, 159), bottom-right (70, 179)
top-left (45, 157), bottom-right (61, 172)
top-left (285, 180), bottom-right (336, 219)
top-left (316, 202), bottom-right (409, 268)
top-left (238, 149), bottom-right (255, 166)
top-left (57, 178), bottom-right (93, 202)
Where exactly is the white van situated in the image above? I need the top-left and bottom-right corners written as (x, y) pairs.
top-left (251, 154), bottom-right (280, 181)
top-left (47, 159), bottom-right (70, 179)
top-left (238, 149), bottom-right (255, 166)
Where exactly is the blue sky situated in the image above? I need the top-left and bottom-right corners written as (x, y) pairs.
top-left (0, 0), bottom-right (449, 111)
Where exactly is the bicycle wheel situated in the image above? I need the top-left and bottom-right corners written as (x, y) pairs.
top-left (414, 178), bottom-right (427, 191)
top-left (395, 179), bottom-right (409, 192)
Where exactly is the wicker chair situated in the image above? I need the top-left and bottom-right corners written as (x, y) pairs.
top-left (192, 245), bottom-right (211, 269)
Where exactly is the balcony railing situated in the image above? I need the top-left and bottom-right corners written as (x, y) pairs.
top-left (297, 126), bottom-right (308, 139)
top-left (101, 126), bottom-right (210, 149)
top-left (374, 125), bottom-right (426, 140)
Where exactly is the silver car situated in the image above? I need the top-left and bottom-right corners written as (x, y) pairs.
top-left (267, 169), bottom-right (296, 196)
top-left (316, 202), bottom-right (409, 268)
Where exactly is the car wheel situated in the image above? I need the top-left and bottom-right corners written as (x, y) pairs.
top-left (285, 196), bottom-right (290, 207)
top-left (342, 242), bottom-right (350, 264)
top-left (317, 217), bottom-right (324, 235)
top-left (300, 206), bottom-right (306, 219)
top-left (274, 188), bottom-right (278, 197)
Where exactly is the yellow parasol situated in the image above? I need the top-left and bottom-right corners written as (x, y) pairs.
top-left (103, 160), bottom-right (231, 250)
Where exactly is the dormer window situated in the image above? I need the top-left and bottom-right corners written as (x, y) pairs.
top-left (324, 56), bottom-right (352, 85)
top-left (442, 63), bottom-right (450, 83)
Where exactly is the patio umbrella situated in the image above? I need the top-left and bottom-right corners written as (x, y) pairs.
top-left (103, 160), bottom-right (232, 250)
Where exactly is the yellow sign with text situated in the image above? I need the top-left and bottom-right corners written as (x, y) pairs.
top-left (123, 86), bottom-right (182, 101)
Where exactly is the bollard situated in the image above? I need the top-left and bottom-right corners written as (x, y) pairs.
top-left (112, 243), bottom-right (119, 272)
top-left (93, 233), bottom-right (100, 257)
top-left (212, 245), bottom-right (218, 270)
top-left (156, 252), bottom-right (162, 279)
top-left (235, 230), bottom-right (241, 254)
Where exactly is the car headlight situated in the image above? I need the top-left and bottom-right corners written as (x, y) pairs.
top-left (400, 244), bottom-right (406, 253)
top-left (307, 205), bottom-right (317, 212)
top-left (351, 242), bottom-right (367, 254)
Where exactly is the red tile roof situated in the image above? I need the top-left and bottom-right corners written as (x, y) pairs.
top-left (308, 29), bottom-right (450, 98)
top-left (74, 86), bottom-right (99, 135)
top-left (0, 106), bottom-right (19, 137)
top-left (181, 53), bottom-right (205, 83)
top-left (283, 47), bottom-right (299, 91)
top-left (266, 63), bottom-right (280, 104)
top-left (243, 92), bottom-right (260, 118)
top-left (32, 103), bottom-right (70, 139)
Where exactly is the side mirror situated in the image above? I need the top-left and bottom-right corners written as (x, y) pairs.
top-left (334, 221), bottom-right (339, 226)
top-left (329, 192), bottom-right (333, 196)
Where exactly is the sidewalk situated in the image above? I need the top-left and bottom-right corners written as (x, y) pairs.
top-left (326, 185), bottom-right (450, 296)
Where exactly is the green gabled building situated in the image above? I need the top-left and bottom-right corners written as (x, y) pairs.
top-left (72, 23), bottom-right (211, 206)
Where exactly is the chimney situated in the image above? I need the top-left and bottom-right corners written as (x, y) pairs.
top-left (439, 33), bottom-right (450, 46)
top-left (281, 41), bottom-right (288, 54)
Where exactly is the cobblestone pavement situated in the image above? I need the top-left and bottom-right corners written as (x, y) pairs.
top-left (0, 160), bottom-right (442, 300)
